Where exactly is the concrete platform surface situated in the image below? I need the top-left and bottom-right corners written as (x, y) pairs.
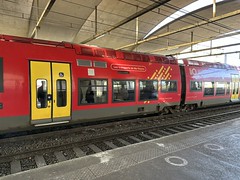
top-left (2, 118), bottom-right (240, 180)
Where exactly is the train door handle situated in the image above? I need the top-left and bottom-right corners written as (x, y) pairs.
top-left (47, 94), bottom-right (52, 101)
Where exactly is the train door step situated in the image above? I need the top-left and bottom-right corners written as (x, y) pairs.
top-left (34, 121), bottom-right (69, 127)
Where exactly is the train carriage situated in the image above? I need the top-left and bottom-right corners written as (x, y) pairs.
top-left (182, 59), bottom-right (240, 110)
top-left (0, 35), bottom-right (182, 132)
top-left (72, 53), bottom-right (181, 122)
top-left (0, 34), bottom-right (239, 133)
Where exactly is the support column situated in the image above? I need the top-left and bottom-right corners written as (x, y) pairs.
top-left (213, 0), bottom-right (216, 17)
top-left (167, 25), bottom-right (170, 46)
top-left (135, 6), bottom-right (139, 44)
top-left (224, 54), bottom-right (227, 64)
top-left (210, 40), bottom-right (213, 55)
top-left (35, 0), bottom-right (39, 38)
top-left (191, 31), bottom-right (193, 51)
top-left (95, 6), bottom-right (97, 35)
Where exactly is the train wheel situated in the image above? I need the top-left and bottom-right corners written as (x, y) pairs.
top-left (162, 107), bottom-right (169, 114)
top-left (169, 107), bottom-right (176, 114)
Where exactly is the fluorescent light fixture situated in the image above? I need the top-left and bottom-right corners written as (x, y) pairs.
top-left (144, 0), bottom-right (225, 39)
top-left (96, 33), bottom-right (106, 40)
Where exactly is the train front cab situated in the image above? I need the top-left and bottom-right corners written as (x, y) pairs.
top-left (30, 61), bottom-right (72, 126)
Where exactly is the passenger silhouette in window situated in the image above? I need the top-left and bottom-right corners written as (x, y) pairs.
top-left (191, 82), bottom-right (197, 90)
top-left (86, 90), bottom-right (95, 103)
top-left (143, 82), bottom-right (154, 99)
top-left (37, 81), bottom-right (47, 108)
top-left (169, 82), bottom-right (176, 91)
top-left (119, 85), bottom-right (128, 100)
top-left (79, 87), bottom-right (83, 104)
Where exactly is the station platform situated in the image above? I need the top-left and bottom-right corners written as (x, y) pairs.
top-left (2, 118), bottom-right (240, 180)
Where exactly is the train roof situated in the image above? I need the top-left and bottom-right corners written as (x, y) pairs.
top-left (1, 34), bottom-right (239, 71)
top-left (0, 34), bottom-right (177, 65)
top-left (181, 59), bottom-right (240, 70)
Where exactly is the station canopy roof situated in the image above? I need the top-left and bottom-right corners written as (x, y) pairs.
top-left (0, 0), bottom-right (240, 65)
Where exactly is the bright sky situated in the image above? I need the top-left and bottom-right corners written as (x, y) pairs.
top-left (177, 32), bottom-right (240, 66)
top-left (144, 0), bottom-right (225, 39)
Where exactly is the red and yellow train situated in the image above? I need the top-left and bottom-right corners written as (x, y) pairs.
top-left (0, 34), bottom-right (239, 133)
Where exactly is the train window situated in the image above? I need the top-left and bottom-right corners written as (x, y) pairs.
top-left (161, 80), bottom-right (177, 93)
top-left (77, 59), bottom-right (92, 67)
top-left (190, 81), bottom-right (202, 91)
top-left (216, 82), bottom-right (225, 96)
top-left (226, 82), bottom-right (230, 95)
top-left (93, 61), bottom-right (107, 68)
top-left (57, 80), bottom-right (67, 107)
top-left (112, 80), bottom-right (135, 102)
top-left (233, 82), bottom-right (239, 94)
top-left (204, 82), bottom-right (214, 96)
top-left (78, 79), bottom-right (107, 105)
top-left (36, 79), bottom-right (48, 108)
top-left (139, 80), bottom-right (158, 100)
top-left (0, 58), bottom-right (3, 92)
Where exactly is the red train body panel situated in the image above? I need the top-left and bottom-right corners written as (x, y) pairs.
top-left (0, 35), bottom-right (239, 133)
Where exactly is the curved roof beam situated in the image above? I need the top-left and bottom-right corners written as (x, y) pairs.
top-left (148, 30), bottom-right (240, 54)
top-left (80, 0), bottom-right (170, 44)
top-left (30, 0), bottom-right (56, 38)
top-left (116, 9), bottom-right (240, 50)
top-left (144, 0), bottom-right (225, 39)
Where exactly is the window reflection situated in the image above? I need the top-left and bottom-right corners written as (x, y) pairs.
top-left (190, 81), bottom-right (202, 91)
top-left (57, 80), bottom-right (67, 107)
top-left (161, 80), bottom-right (177, 92)
top-left (204, 82), bottom-right (214, 96)
top-left (78, 79), bottom-right (108, 104)
top-left (226, 82), bottom-right (230, 95)
top-left (113, 80), bottom-right (135, 102)
top-left (140, 80), bottom-right (158, 100)
top-left (216, 82), bottom-right (225, 95)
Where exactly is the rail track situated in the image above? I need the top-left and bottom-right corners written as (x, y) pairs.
top-left (1, 103), bottom-right (240, 177)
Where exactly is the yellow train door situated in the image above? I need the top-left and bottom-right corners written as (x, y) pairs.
top-left (30, 61), bottom-right (52, 123)
top-left (52, 63), bottom-right (71, 121)
top-left (231, 74), bottom-right (239, 101)
top-left (30, 61), bottom-right (71, 125)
